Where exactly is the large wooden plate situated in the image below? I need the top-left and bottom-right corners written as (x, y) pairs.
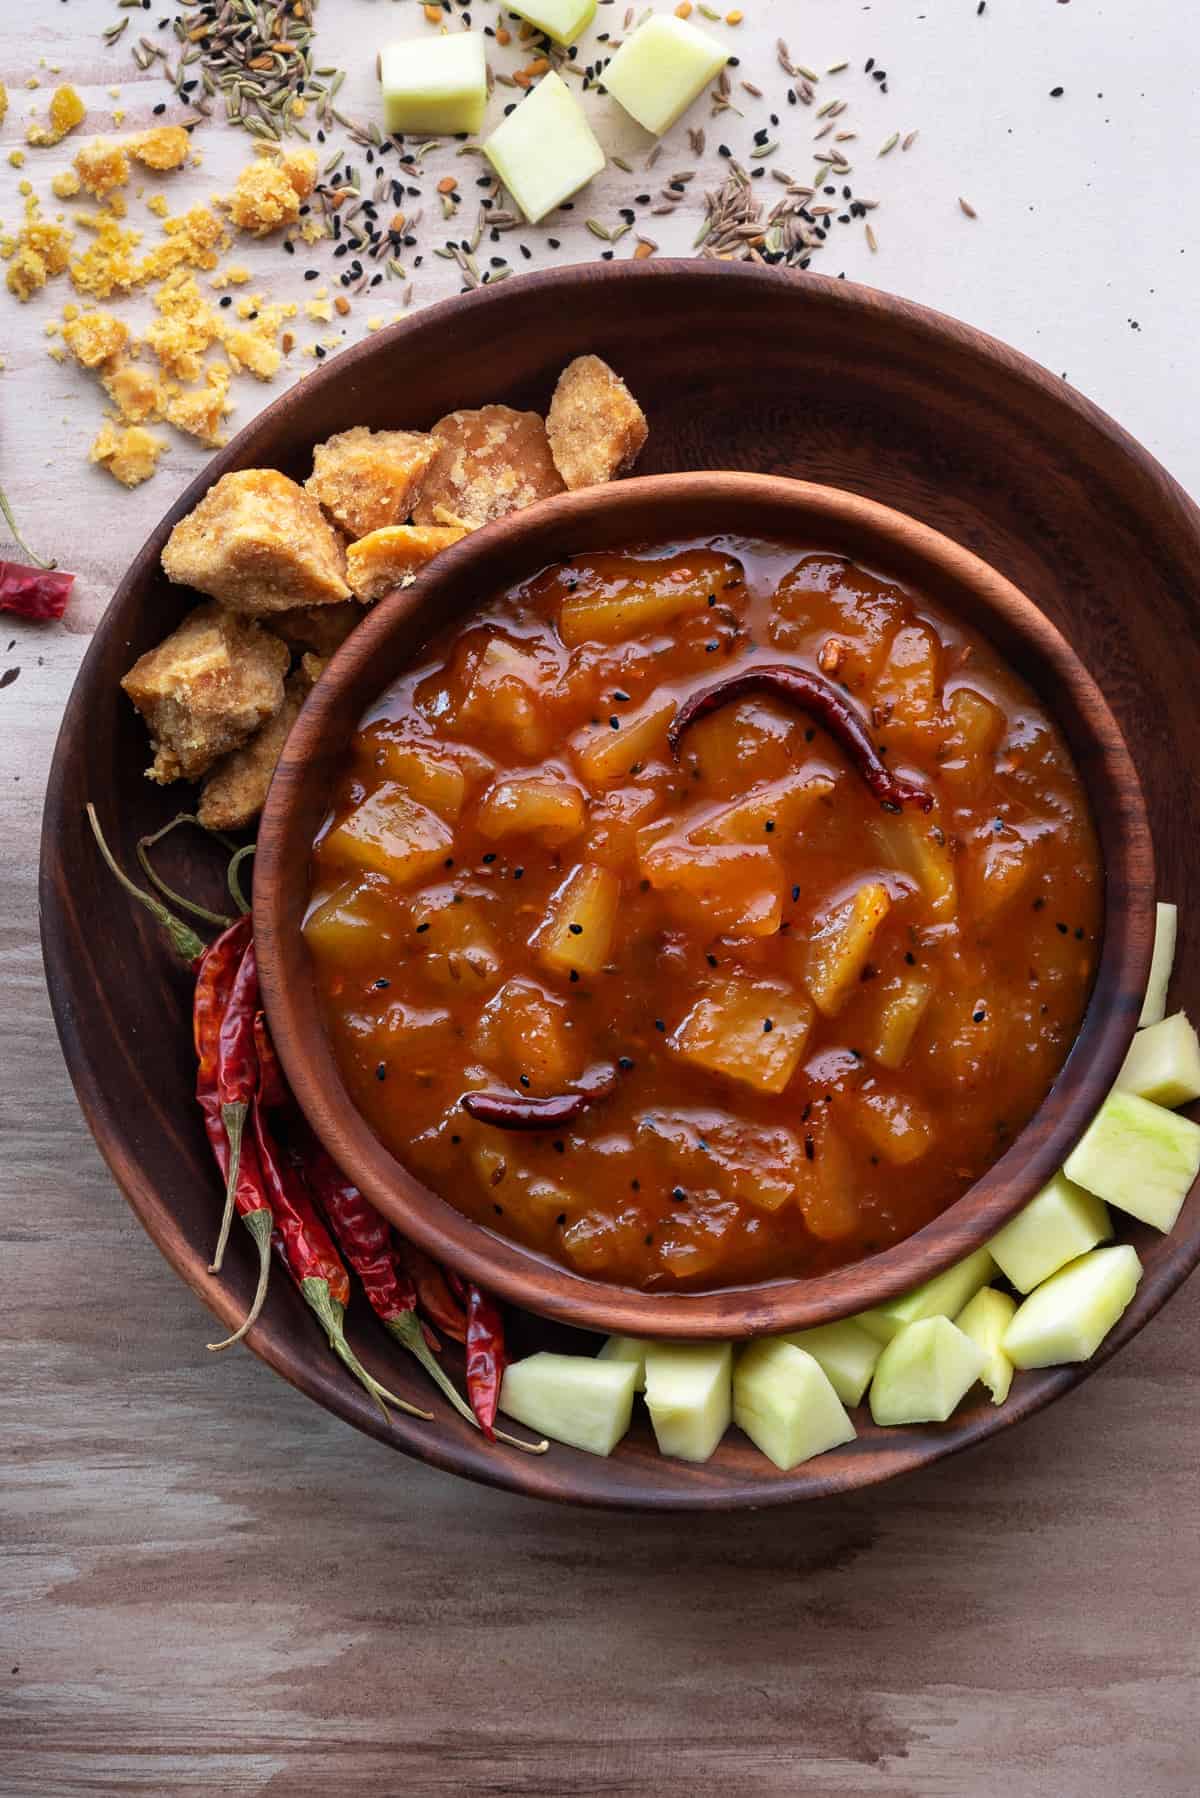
top-left (40, 262), bottom-right (1200, 1509)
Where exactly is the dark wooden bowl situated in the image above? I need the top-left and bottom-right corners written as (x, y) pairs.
top-left (40, 262), bottom-right (1200, 1508)
top-left (254, 472), bottom-right (1154, 1339)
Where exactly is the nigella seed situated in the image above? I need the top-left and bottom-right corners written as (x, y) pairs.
top-left (374, 977), bottom-right (390, 989)
top-left (763, 1018), bottom-right (774, 1033)
top-left (519, 1075), bottom-right (531, 1089)
top-left (376, 1062), bottom-right (387, 1080)
top-left (568, 922), bottom-right (584, 935)
top-left (618, 1056), bottom-right (635, 1071)
top-left (415, 921), bottom-right (430, 934)
top-left (655, 1018), bottom-right (666, 1032)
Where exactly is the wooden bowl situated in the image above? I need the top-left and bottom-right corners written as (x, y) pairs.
top-left (41, 262), bottom-right (1200, 1507)
top-left (254, 472), bottom-right (1154, 1339)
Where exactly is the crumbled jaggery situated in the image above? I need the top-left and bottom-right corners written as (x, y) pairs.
top-left (280, 145), bottom-right (318, 200)
top-left (7, 245), bottom-right (48, 300)
top-left (51, 168), bottom-right (81, 200)
top-left (0, 84), bottom-right (7, 127)
top-left (143, 270), bottom-right (220, 380)
top-left (306, 426), bottom-right (438, 540)
top-left (162, 468), bottom-right (351, 614)
top-left (26, 84), bottom-right (86, 148)
top-left (122, 601), bottom-right (289, 784)
top-left (101, 357), bottom-right (167, 425)
top-left (62, 308), bottom-right (129, 367)
top-left (227, 158), bottom-right (302, 236)
top-left (163, 362), bottom-right (233, 447)
top-left (546, 354), bottom-right (649, 491)
top-left (129, 126), bottom-right (191, 172)
top-left (74, 138), bottom-right (131, 199)
top-left (133, 201), bottom-right (226, 285)
top-left (68, 213), bottom-right (143, 298)
top-left (413, 405), bottom-right (565, 528)
top-left (267, 601), bottom-right (364, 658)
top-left (345, 524), bottom-right (467, 601)
top-left (89, 422), bottom-right (168, 487)
top-left (197, 657), bottom-right (319, 829)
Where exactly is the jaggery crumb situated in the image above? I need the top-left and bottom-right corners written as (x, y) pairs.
top-left (89, 422), bottom-right (168, 487)
top-left (74, 138), bottom-right (132, 199)
top-left (62, 308), bottom-right (129, 367)
top-left (227, 157), bottom-right (303, 236)
top-left (129, 126), bottom-right (191, 172)
top-left (26, 84), bottom-right (86, 148)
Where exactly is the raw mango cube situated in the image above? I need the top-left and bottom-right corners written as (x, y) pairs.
top-left (781, 1319), bottom-right (881, 1407)
top-left (379, 33), bottom-right (488, 136)
top-left (857, 1245), bottom-right (995, 1344)
top-left (1063, 1088), bottom-right (1200, 1233)
top-left (500, 1352), bottom-right (637, 1456)
top-left (602, 15), bottom-right (728, 136)
top-left (733, 1340), bottom-right (856, 1471)
top-left (1139, 901), bottom-right (1177, 1026)
top-left (869, 1316), bottom-right (986, 1426)
top-left (484, 72), bottom-right (605, 224)
top-left (531, 861), bottom-right (620, 977)
top-left (644, 1341), bottom-right (732, 1462)
top-left (1116, 1011), bottom-right (1200, 1108)
top-left (1003, 1245), bottom-right (1142, 1370)
top-left (988, 1171), bottom-right (1112, 1293)
top-left (954, 1287), bottom-right (1017, 1404)
top-left (509, 0), bottom-right (596, 46)
top-left (597, 1335), bottom-right (650, 1392)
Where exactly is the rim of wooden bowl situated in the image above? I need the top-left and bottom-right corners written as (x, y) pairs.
top-left (254, 469), bottom-right (1155, 1339)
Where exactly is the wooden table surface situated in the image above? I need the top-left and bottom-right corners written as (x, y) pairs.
top-left (3, 2), bottom-right (1197, 1793)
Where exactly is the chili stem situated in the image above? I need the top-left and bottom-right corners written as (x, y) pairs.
top-left (207, 1208), bottom-right (273, 1351)
top-left (386, 1311), bottom-right (547, 1454)
top-left (0, 482), bottom-right (56, 569)
top-left (227, 844), bottom-right (255, 915)
top-left (302, 1278), bottom-right (434, 1423)
top-left (208, 1100), bottom-right (248, 1274)
top-left (86, 803), bottom-right (207, 963)
top-left (137, 814), bottom-right (236, 928)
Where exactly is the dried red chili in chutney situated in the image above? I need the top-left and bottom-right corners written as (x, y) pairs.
top-left (304, 539), bottom-right (1102, 1291)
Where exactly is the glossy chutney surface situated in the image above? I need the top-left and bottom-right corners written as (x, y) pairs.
top-left (305, 538), bottom-right (1102, 1291)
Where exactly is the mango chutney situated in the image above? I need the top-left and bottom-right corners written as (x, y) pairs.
top-left (305, 538), bottom-right (1102, 1290)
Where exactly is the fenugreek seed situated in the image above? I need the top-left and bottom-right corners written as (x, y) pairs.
top-left (959, 196), bottom-right (978, 218)
top-left (878, 131), bottom-right (900, 155)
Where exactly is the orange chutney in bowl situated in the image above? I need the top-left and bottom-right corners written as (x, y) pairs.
top-left (303, 538), bottom-right (1102, 1291)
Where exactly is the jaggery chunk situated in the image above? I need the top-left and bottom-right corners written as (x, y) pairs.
top-left (26, 85), bottom-right (86, 147)
top-left (122, 602), bottom-right (289, 783)
top-left (163, 364), bottom-right (233, 447)
top-left (129, 126), bottom-right (191, 171)
top-left (101, 357), bottom-right (167, 424)
top-left (89, 423), bottom-right (167, 487)
top-left (198, 660), bottom-right (317, 829)
top-left (546, 354), bottom-right (648, 490)
top-left (228, 158), bottom-right (301, 236)
top-left (268, 601), bottom-right (363, 657)
top-left (412, 405), bottom-right (565, 528)
top-left (62, 308), bottom-right (129, 368)
top-left (74, 138), bottom-right (131, 198)
top-left (306, 426), bottom-right (438, 539)
top-left (280, 146), bottom-right (318, 199)
top-left (345, 524), bottom-right (467, 601)
top-left (161, 468), bottom-right (351, 614)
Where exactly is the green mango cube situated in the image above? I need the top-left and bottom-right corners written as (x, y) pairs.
top-left (379, 33), bottom-right (488, 136)
top-left (869, 1316), bottom-right (986, 1426)
top-left (508, 0), bottom-right (597, 48)
top-left (988, 1171), bottom-right (1112, 1293)
top-left (644, 1341), bottom-right (732, 1462)
top-left (1116, 1010), bottom-right (1200, 1108)
top-left (484, 71), bottom-right (605, 223)
top-left (1064, 1088), bottom-right (1200, 1232)
top-left (601, 15), bottom-right (728, 136)
top-left (597, 1334), bottom-right (650, 1392)
top-left (955, 1287), bottom-right (1017, 1404)
top-left (733, 1340), bottom-right (856, 1471)
top-left (500, 1351), bottom-right (637, 1456)
top-left (857, 1245), bottom-right (995, 1343)
top-left (1003, 1245), bottom-right (1142, 1369)
top-left (1138, 901), bottom-right (1177, 1026)
top-left (781, 1319), bottom-right (881, 1406)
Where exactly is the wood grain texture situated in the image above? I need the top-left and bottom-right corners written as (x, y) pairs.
top-left (254, 467), bottom-right (1154, 1343)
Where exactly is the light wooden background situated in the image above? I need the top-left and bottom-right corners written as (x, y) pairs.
top-left (3, 3), bottom-right (1197, 1794)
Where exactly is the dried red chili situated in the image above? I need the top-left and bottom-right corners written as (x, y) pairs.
top-left (462, 1061), bottom-right (618, 1131)
top-left (668, 663), bottom-right (935, 812)
top-left (0, 560), bottom-right (74, 620)
top-left (463, 1284), bottom-right (507, 1440)
top-left (253, 1012), bottom-right (288, 1111)
top-left (397, 1241), bottom-right (469, 1343)
top-left (207, 937), bottom-right (261, 1272)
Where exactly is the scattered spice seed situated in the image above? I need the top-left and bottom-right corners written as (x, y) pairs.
top-left (959, 195), bottom-right (978, 218)
top-left (878, 131), bottom-right (900, 156)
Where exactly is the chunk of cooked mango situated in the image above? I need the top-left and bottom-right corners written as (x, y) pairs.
top-left (639, 838), bottom-right (784, 938)
top-left (307, 426), bottom-right (439, 540)
top-left (530, 861), bottom-right (620, 977)
top-left (849, 1082), bottom-right (935, 1166)
top-left (303, 875), bottom-right (404, 966)
top-left (357, 731), bottom-right (468, 820)
top-left (864, 970), bottom-right (935, 1070)
top-left (161, 468), bottom-right (350, 614)
top-left (477, 776), bottom-right (587, 846)
top-left (121, 601), bottom-right (288, 783)
top-left (317, 781), bottom-right (453, 888)
top-left (687, 773), bottom-right (835, 846)
top-left (475, 975), bottom-right (579, 1087)
top-left (412, 404), bottom-right (565, 528)
top-left (345, 523), bottom-right (466, 601)
top-left (870, 813), bottom-right (957, 922)
top-left (804, 880), bottom-right (892, 1018)
top-left (571, 693), bottom-right (673, 787)
top-left (458, 634), bottom-right (560, 759)
top-left (557, 549), bottom-right (740, 647)
top-left (669, 974), bottom-right (814, 1096)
